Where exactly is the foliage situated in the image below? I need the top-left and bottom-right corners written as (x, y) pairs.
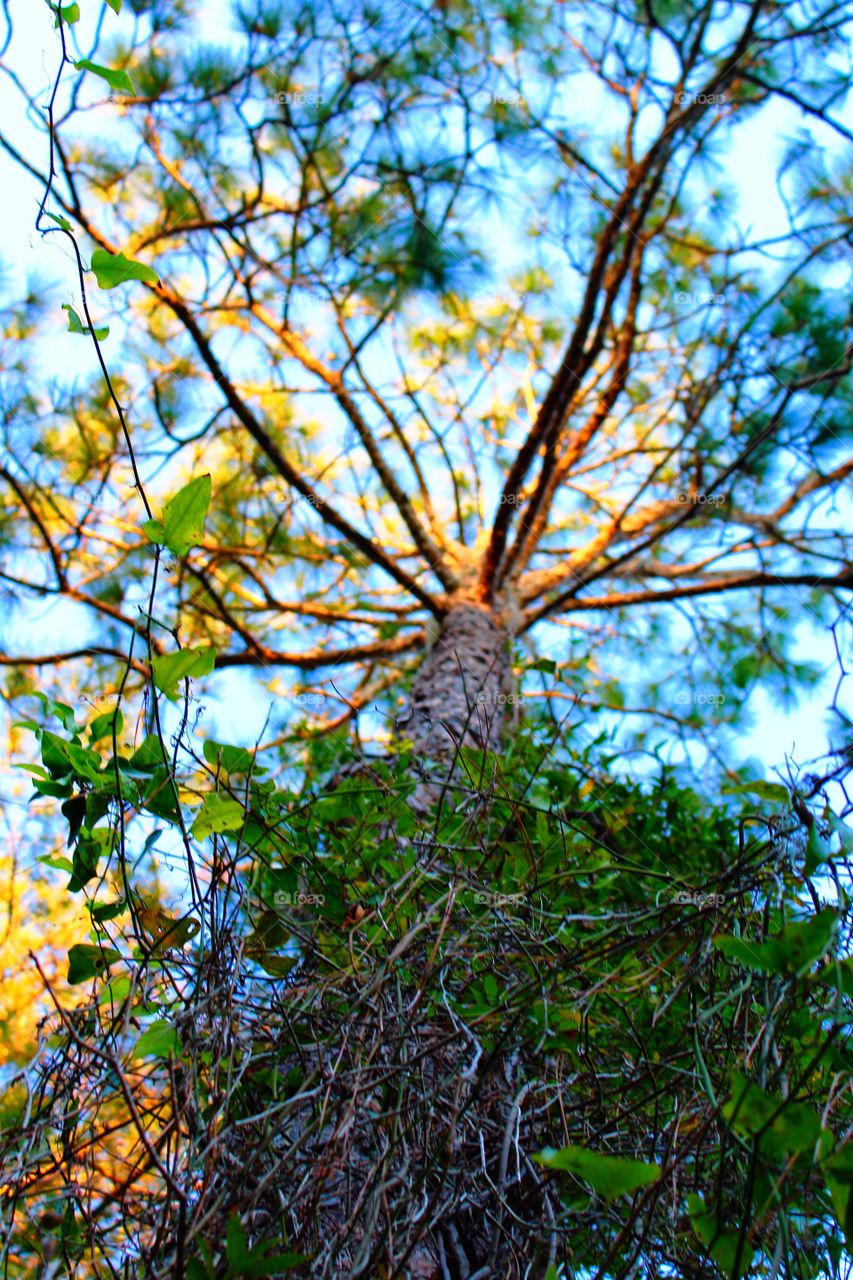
top-left (0, 695), bottom-right (852, 1276)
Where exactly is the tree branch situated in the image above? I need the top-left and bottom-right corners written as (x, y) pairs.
top-left (524, 567), bottom-right (853, 630)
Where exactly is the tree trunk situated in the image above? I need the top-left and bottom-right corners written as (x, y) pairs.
top-left (394, 602), bottom-right (512, 811)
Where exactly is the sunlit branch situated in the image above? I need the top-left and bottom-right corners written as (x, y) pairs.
top-left (525, 568), bottom-right (853, 630)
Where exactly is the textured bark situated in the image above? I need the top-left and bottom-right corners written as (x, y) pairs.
top-left (395, 603), bottom-right (512, 810)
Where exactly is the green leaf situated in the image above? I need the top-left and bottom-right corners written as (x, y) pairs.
top-left (60, 793), bottom-right (87, 846)
top-left (44, 211), bottom-right (72, 231)
top-left (105, 0), bottom-right (121, 11)
top-left (226, 1212), bottom-right (248, 1266)
top-left (723, 779), bottom-right (790, 805)
top-left (533, 1146), bottom-right (660, 1201)
top-left (139, 768), bottom-right (182, 823)
top-left (67, 943), bottom-right (121, 984)
top-left (62, 303), bottom-right (109, 340)
top-left (143, 474), bottom-right (212, 556)
top-left (687, 1193), bottom-right (754, 1278)
top-left (822, 1145), bottom-right (853, 1252)
top-left (31, 777), bottom-right (74, 800)
top-left (40, 731), bottom-right (103, 783)
top-left (722, 1073), bottom-right (821, 1159)
top-left (191, 793), bottom-right (245, 839)
top-left (151, 646), bottom-right (216, 701)
top-left (90, 709), bottom-right (123, 741)
top-left (100, 975), bottom-right (132, 1006)
top-left (235, 1252), bottom-right (311, 1276)
top-left (188, 1241), bottom-right (217, 1279)
top-left (38, 854), bottom-right (74, 873)
top-left (713, 907), bottom-right (836, 976)
top-left (712, 934), bottom-right (779, 972)
top-left (43, 697), bottom-right (80, 733)
top-left (125, 734), bottom-right (163, 774)
top-left (76, 61), bottom-right (135, 96)
top-left (132, 1019), bottom-right (182, 1058)
top-left (68, 834), bottom-right (103, 892)
top-left (90, 898), bottom-right (126, 923)
top-left (54, 3), bottom-right (80, 26)
top-left (253, 953), bottom-right (298, 977)
top-left (829, 812), bottom-right (853, 855)
top-left (203, 739), bottom-right (255, 775)
top-left (90, 247), bottom-right (157, 289)
top-left (248, 911), bottom-right (290, 950)
top-left (814, 954), bottom-right (853, 998)
top-left (527, 658), bottom-right (557, 674)
top-left (805, 821), bottom-right (835, 875)
top-left (224, 1213), bottom-right (308, 1275)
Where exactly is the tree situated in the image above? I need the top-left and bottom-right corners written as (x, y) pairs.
top-left (0, 0), bottom-right (851, 1276)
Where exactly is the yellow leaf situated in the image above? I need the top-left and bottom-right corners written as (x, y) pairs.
top-left (138, 907), bottom-right (199, 952)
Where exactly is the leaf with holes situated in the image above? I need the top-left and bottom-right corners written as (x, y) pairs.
top-left (191, 793), bottom-right (245, 839)
top-left (67, 944), bottom-right (122, 984)
top-left (138, 908), bottom-right (200, 952)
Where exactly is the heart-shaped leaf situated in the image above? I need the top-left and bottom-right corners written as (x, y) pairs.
top-left (143, 474), bottom-right (212, 556)
top-left (687, 1193), bottom-right (754, 1278)
top-left (151, 646), bottom-right (216, 701)
top-left (67, 943), bottom-right (121, 984)
top-left (132, 1019), bottom-right (182, 1059)
top-left (191, 793), bottom-right (244, 839)
top-left (722, 1073), bottom-right (821, 1159)
top-left (90, 247), bottom-right (156, 289)
top-left (713, 907), bottom-right (836, 976)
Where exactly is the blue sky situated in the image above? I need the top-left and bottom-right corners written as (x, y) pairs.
top-left (0, 0), bottom-right (850, 788)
